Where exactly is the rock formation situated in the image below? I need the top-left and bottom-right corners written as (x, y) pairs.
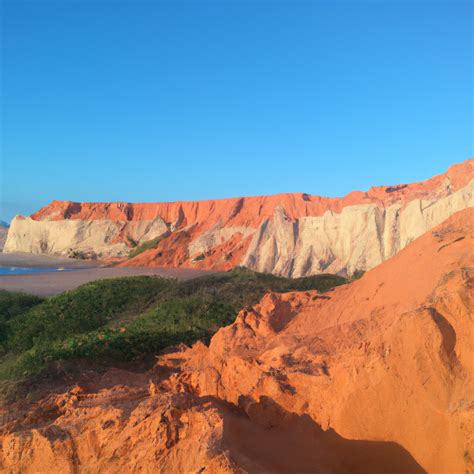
top-left (0, 225), bottom-right (7, 252)
top-left (4, 159), bottom-right (473, 276)
top-left (1, 208), bottom-right (473, 473)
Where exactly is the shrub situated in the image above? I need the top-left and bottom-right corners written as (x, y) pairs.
top-left (8, 277), bottom-right (172, 353)
top-left (350, 269), bottom-right (366, 281)
top-left (0, 268), bottom-right (347, 379)
top-left (0, 291), bottom-right (44, 356)
top-left (128, 236), bottom-right (166, 258)
top-left (127, 236), bottom-right (138, 247)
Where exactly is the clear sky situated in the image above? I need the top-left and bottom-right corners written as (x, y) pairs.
top-left (1, 0), bottom-right (472, 222)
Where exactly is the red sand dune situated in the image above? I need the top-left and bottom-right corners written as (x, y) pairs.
top-left (1, 208), bottom-right (472, 473)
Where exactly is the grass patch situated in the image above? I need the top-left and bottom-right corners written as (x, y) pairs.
top-left (8, 277), bottom-right (172, 353)
top-left (349, 269), bottom-right (366, 281)
top-left (0, 291), bottom-right (44, 357)
top-left (0, 268), bottom-right (347, 380)
top-left (128, 236), bottom-right (164, 258)
top-left (0, 290), bottom-right (44, 320)
top-left (127, 236), bottom-right (138, 247)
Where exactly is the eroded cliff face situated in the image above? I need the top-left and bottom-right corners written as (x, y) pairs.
top-left (1, 209), bottom-right (472, 473)
top-left (4, 159), bottom-right (474, 276)
top-left (242, 179), bottom-right (473, 275)
top-left (0, 226), bottom-right (8, 252)
top-left (4, 216), bottom-right (169, 259)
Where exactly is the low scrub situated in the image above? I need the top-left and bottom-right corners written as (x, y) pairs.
top-left (0, 291), bottom-right (44, 356)
top-left (128, 235), bottom-right (167, 258)
top-left (0, 268), bottom-right (347, 379)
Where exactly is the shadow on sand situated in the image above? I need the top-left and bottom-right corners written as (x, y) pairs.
top-left (217, 395), bottom-right (426, 474)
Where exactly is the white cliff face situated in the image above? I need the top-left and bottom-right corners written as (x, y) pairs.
top-left (3, 217), bottom-right (169, 258)
top-left (187, 226), bottom-right (254, 259)
top-left (243, 180), bottom-right (474, 277)
top-left (243, 207), bottom-right (298, 276)
top-left (0, 226), bottom-right (8, 251)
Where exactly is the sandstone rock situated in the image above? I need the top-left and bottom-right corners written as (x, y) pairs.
top-left (4, 217), bottom-right (169, 259)
top-left (4, 159), bottom-right (474, 275)
top-left (0, 225), bottom-right (8, 252)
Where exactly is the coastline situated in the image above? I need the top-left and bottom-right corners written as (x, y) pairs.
top-left (0, 252), bottom-right (216, 296)
top-left (0, 252), bottom-right (102, 269)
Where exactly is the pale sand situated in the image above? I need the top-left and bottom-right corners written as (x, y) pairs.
top-left (0, 252), bottom-right (100, 269)
top-left (0, 253), bottom-right (216, 296)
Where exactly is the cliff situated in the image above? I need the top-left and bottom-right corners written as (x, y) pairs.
top-left (1, 208), bottom-right (472, 473)
top-left (0, 225), bottom-right (7, 252)
top-left (4, 158), bottom-right (473, 276)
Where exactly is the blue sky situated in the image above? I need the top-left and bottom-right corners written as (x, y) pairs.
top-left (1, 0), bottom-right (472, 222)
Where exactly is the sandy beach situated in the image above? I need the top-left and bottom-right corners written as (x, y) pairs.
top-left (0, 252), bottom-right (101, 269)
top-left (0, 253), bottom-right (216, 296)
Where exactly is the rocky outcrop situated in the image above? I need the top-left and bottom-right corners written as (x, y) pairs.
top-left (0, 225), bottom-right (7, 252)
top-left (2, 208), bottom-right (472, 473)
top-left (4, 159), bottom-right (474, 275)
top-left (242, 179), bottom-right (473, 275)
top-left (4, 216), bottom-right (169, 259)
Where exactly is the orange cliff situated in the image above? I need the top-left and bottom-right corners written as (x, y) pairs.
top-left (4, 158), bottom-right (474, 276)
top-left (30, 157), bottom-right (474, 226)
top-left (1, 208), bottom-right (473, 473)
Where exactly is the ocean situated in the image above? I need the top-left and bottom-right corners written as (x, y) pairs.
top-left (0, 266), bottom-right (73, 275)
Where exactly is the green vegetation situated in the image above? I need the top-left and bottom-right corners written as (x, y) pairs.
top-left (0, 268), bottom-right (346, 380)
top-left (0, 291), bottom-right (44, 356)
top-left (8, 277), bottom-right (172, 353)
top-left (128, 236), bottom-right (165, 258)
top-left (127, 236), bottom-right (138, 247)
top-left (67, 249), bottom-right (97, 260)
top-left (349, 269), bottom-right (366, 281)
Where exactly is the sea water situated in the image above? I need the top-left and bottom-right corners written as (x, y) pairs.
top-left (0, 266), bottom-right (73, 275)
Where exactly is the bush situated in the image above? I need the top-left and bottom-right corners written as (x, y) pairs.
top-left (0, 291), bottom-right (44, 356)
top-left (0, 268), bottom-right (347, 378)
top-left (127, 236), bottom-right (138, 247)
top-left (67, 249), bottom-right (97, 260)
top-left (0, 290), bottom-right (44, 320)
top-left (350, 269), bottom-right (366, 281)
top-left (8, 277), bottom-right (172, 353)
top-left (128, 236), bottom-right (166, 258)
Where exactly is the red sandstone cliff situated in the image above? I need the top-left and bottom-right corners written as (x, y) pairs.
top-left (4, 158), bottom-right (474, 276)
top-left (29, 158), bottom-right (474, 224)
